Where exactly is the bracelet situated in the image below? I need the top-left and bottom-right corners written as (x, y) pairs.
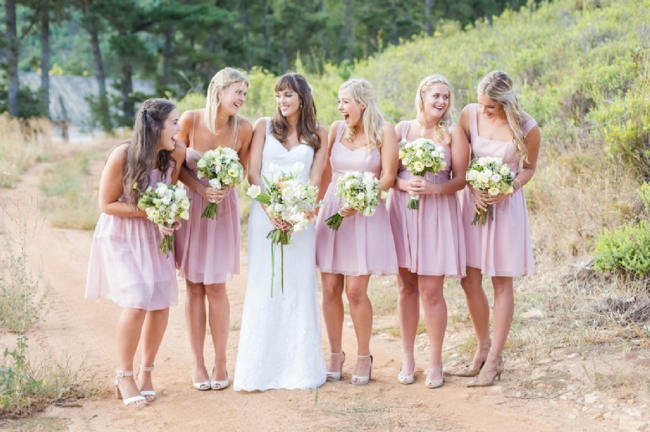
top-left (513, 179), bottom-right (522, 191)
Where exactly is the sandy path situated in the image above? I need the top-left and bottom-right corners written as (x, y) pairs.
top-left (0, 160), bottom-right (616, 432)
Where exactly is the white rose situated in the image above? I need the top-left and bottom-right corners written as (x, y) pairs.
top-left (209, 178), bottom-right (221, 189)
top-left (247, 185), bottom-right (261, 198)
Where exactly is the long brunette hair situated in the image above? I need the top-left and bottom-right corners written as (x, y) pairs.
top-left (271, 73), bottom-right (320, 150)
top-left (123, 98), bottom-right (176, 205)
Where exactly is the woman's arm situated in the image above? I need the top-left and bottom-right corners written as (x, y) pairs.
top-left (247, 117), bottom-right (268, 188)
top-left (316, 121), bottom-right (338, 203)
top-left (308, 126), bottom-right (329, 187)
top-left (98, 144), bottom-right (146, 218)
top-left (237, 117), bottom-right (254, 173)
top-left (377, 122), bottom-right (398, 191)
top-left (393, 121), bottom-right (412, 193)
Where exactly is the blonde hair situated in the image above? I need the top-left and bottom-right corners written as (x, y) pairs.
top-left (477, 70), bottom-right (527, 162)
top-left (339, 78), bottom-right (385, 149)
top-left (204, 67), bottom-right (248, 135)
top-left (414, 74), bottom-right (453, 146)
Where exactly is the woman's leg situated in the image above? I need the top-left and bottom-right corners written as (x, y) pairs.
top-left (185, 281), bottom-right (209, 383)
top-left (344, 274), bottom-right (373, 379)
top-left (322, 272), bottom-right (345, 373)
top-left (460, 267), bottom-right (491, 369)
top-left (397, 268), bottom-right (419, 377)
top-left (138, 308), bottom-right (170, 393)
top-left (419, 275), bottom-right (446, 380)
top-left (205, 282), bottom-right (230, 381)
top-left (116, 308), bottom-right (146, 401)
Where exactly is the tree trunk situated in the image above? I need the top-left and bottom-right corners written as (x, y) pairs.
top-left (40, 1), bottom-right (50, 118)
top-left (121, 64), bottom-right (134, 122)
top-left (5, 0), bottom-right (19, 116)
top-left (425, 0), bottom-right (433, 36)
top-left (391, 0), bottom-right (398, 45)
top-left (342, 0), bottom-right (353, 60)
top-left (241, 0), bottom-right (250, 69)
top-left (87, 17), bottom-right (110, 130)
top-left (162, 27), bottom-right (172, 86)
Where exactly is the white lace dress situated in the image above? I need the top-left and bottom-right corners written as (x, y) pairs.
top-left (233, 119), bottom-right (327, 391)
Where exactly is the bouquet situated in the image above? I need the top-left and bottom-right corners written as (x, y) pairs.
top-left (325, 171), bottom-right (385, 230)
top-left (465, 156), bottom-right (515, 225)
top-left (195, 147), bottom-right (244, 219)
top-left (398, 138), bottom-right (447, 209)
top-left (247, 162), bottom-right (318, 296)
top-left (138, 183), bottom-right (190, 255)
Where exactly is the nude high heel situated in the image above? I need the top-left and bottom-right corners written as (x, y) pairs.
top-left (326, 351), bottom-right (345, 382)
top-left (350, 354), bottom-right (373, 386)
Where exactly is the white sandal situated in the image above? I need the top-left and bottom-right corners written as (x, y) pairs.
top-left (398, 365), bottom-right (415, 385)
top-left (350, 354), bottom-right (373, 386)
top-left (192, 365), bottom-right (211, 391)
top-left (210, 366), bottom-right (229, 390)
top-left (138, 365), bottom-right (156, 401)
top-left (326, 351), bottom-right (345, 382)
top-left (115, 370), bottom-right (147, 407)
top-left (425, 368), bottom-right (444, 389)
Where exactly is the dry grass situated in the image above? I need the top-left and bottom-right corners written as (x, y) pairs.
top-left (0, 115), bottom-right (58, 188)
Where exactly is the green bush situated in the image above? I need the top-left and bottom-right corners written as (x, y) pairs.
top-left (593, 220), bottom-right (650, 276)
top-left (639, 182), bottom-right (650, 214)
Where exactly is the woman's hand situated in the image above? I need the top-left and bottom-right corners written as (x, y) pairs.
top-left (262, 205), bottom-right (292, 231)
top-left (339, 206), bottom-right (357, 217)
top-left (158, 221), bottom-right (180, 236)
top-left (485, 192), bottom-right (511, 206)
top-left (201, 185), bottom-right (232, 204)
top-left (406, 176), bottom-right (439, 196)
top-left (470, 186), bottom-right (489, 213)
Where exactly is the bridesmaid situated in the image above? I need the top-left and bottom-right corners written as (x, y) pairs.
top-left (315, 78), bottom-right (398, 385)
top-left (453, 70), bottom-right (541, 386)
top-left (388, 75), bottom-right (469, 388)
top-left (86, 98), bottom-right (185, 407)
top-left (174, 67), bottom-right (253, 390)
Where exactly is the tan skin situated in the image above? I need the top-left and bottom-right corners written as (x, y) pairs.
top-left (319, 88), bottom-right (398, 381)
top-left (393, 83), bottom-right (469, 384)
top-left (248, 87), bottom-right (328, 230)
top-left (98, 108), bottom-right (185, 405)
top-left (458, 93), bottom-right (541, 382)
top-left (175, 81), bottom-right (253, 385)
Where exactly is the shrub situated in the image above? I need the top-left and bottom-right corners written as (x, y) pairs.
top-left (0, 238), bottom-right (46, 334)
top-left (593, 220), bottom-right (650, 276)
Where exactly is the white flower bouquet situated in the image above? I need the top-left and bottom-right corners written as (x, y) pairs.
top-left (325, 171), bottom-right (385, 230)
top-left (398, 138), bottom-right (447, 209)
top-left (465, 156), bottom-right (515, 225)
top-left (138, 183), bottom-right (190, 255)
top-left (195, 147), bottom-right (244, 219)
top-left (247, 162), bottom-right (318, 296)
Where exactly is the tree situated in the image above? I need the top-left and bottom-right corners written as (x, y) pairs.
top-left (5, 0), bottom-right (20, 116)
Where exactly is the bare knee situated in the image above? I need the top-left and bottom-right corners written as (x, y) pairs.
top-left (397, 271), bottom-right (418, 299)
top-left (204, 283), bottom-right (227, 302)
top-left (186, 282), bottom-right (206, 298)
top-left (322, 275), bottom-right (343, 305)
top-left (461, 268), bottom-right (482, 295)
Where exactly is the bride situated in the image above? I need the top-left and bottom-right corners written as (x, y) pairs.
top-left (233, 73), bottom-right (328, 391)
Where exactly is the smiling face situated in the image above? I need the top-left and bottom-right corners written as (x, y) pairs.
top-left (219, 81), bottom-right (248, 116)
top-left (337, 88), bottom-right (365, 128)
top-left (421, 83), bottom-right (450, 121)
top-left (477, 93), bottom-right (504, 119)
top-left (159, 108), bottom-right (180, 151)
top-left (276, 86), bottom-right (301, 119)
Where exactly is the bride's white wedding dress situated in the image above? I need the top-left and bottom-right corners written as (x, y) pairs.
top-left (233, 119), bottom-right (326, 391)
